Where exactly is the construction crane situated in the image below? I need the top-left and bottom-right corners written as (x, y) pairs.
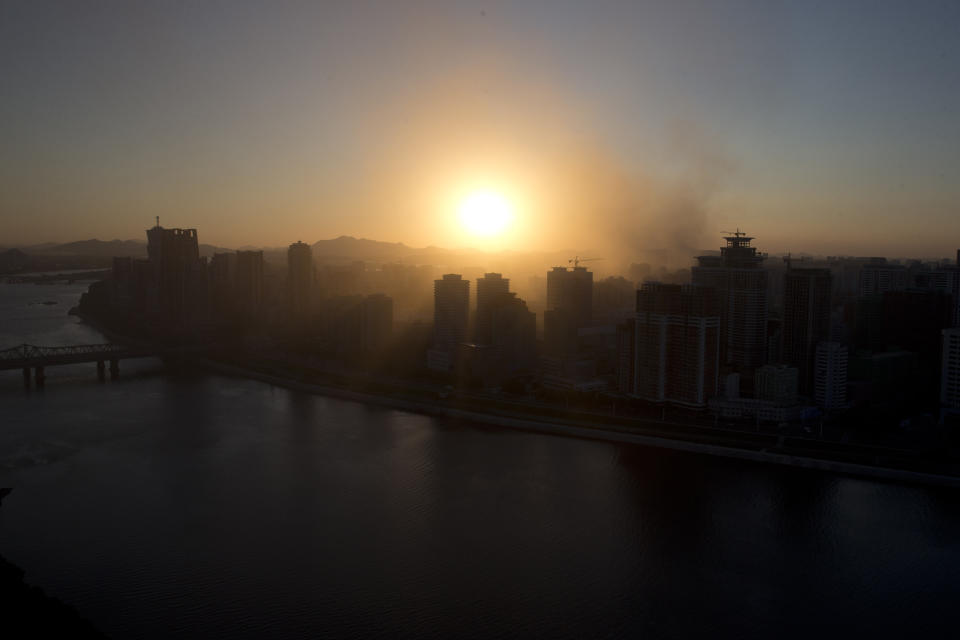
top-left (568, 256), bottom-right (602, 268)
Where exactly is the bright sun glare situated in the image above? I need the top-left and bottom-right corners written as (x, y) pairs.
top-left (458, 190), bottom-right (513, 237)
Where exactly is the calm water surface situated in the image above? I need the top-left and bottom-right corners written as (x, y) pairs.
top-left (1, 282), bottom-right (958, 638)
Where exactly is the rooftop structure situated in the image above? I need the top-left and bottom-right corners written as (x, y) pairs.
top-left (692, 231), bottom-right (768, 374)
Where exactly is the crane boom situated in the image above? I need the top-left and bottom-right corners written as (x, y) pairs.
top-left (567, 255), bottom-right (602, 268)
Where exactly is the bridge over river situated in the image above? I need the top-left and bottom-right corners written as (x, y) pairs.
top-left (0, 343), bottom-right (157, 387)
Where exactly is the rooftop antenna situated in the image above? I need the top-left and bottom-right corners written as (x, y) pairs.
top-left (155, 216), bottom-right (160, 229)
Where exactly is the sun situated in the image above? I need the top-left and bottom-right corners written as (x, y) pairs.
top-left (458, 190), bottom-right (513, 237)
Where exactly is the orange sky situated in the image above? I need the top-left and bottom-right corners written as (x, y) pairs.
top-left (2, 2), bottom-right (958, 260)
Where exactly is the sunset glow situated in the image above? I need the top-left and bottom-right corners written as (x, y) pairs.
top-left (3, 4), bottom-right (959, 636)
top-left (458, 190), bottom-right (513, 238)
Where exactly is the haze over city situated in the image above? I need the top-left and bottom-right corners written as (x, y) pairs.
top-left (2, 0), bottom-right (959, 258)
top-left (6, 2), bottom-right (960, 638)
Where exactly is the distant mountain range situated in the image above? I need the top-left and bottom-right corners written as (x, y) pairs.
top-left (3, 236), bottom-right (493, 265)
top-left (5, 239), bottom-right (231, 259)
top-left (1, 235), bottom-right (616, 275)
top-left (0, 239), bottom-right (229, 274)
top-left (312, 236), bottom-right (411, 260)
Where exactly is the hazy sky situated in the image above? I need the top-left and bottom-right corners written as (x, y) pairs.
top-left (2, 0), bottom-right (958, 258)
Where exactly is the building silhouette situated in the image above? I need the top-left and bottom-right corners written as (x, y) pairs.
top-left (235, 250), bottom-right (264, 321)
top-left (914, 263), bottom-right (960, 328)
top-left (883, 288), bottom-right (954, 405)
top-left (623, 283), bottom-right (720, 408)
top-left (857, 259), bottom-right (908, 297)
top-left (317, 261), bottom-right (365, 300)
top-left (547, 266), bottom-right (593, 327)
top-left (849, 349), bottom-right (919, 410)
top-left (323, 294), bottom-right (394, 355)
top-left (433, 274), bottom-right (470, 346)
top-left (110, 256), bottom-right (150, 315)
top-left (754, 364), bottom-right (799, 406)
top-left (594, 276), bottom-right (636, 325)
top-left (475, 273), bottom-right (511, 344)
top-left (491, 292), bottom-right (537, 373)
top-left (692, 231), bottom-right (767, 378)
top-left (287, 241), bottom-right (313, 318)
top-left (470, 272), bottom-right (536, 376)
top-left (544, 266), bottom-right (593, 357)
top-left (146, 222), bottom-right (204, 322)
top-left (782, 267), bottom-right (832, 395)
top-left (361, 293), bottom-right (393, 354)
top-left (428, 274), bottom-right (470, 371)
top-left (616, 318), bottom-right (636, 394)
top-left (943, 328), bottom-right (960, 409)
top-left (814, 341), bottom-right (847, 410)
top-left (209, 252), bottom-right (237, 316)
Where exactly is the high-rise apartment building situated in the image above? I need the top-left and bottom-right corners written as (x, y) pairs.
top-left (782, 267), bottom-right (832, 394)
top-left (433, 274), bottom-right (470, 347)
top-left (814, 341), bottom-right (847, 410)
top-left (287, 241), bottom-right (313, 318)
top-left (942, 328), bottom-right (960, 409)
top-left (490, 293), bottom-right (537, 374)
top-left (858, 259), bottom-right (908, 297)
top-left (209, 252), bottom-right (237, 316)
top-left (475, 273), bottom-right (511, 344)
top-left (326, 294), bottom-right (394, 354)
top-left (110, 257), bottom-right (135, 313)
top-left (914, 266), bottom-right (960, 327)
top-left (235, 250), bottom-right (264, 319)
top-left (428, 274), bottom-right (471, 372)
top-left (616, 318), bottom-right (636, 395)
top-left (547, 266), bottom-right (593, 327)
top-left (692, 231), bottom-right (767, 375)
top-left (544, 266), bottom-right (593, 357)
top-left (625, 283), bottom-right (720, 408)
top-left (471, 273), bottom-right (536, 374)
top-left (754, 364), bottom-right (799, 406)
top-left (146, 222), bottom-right (203, 321)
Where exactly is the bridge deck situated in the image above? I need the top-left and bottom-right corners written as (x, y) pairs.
top-left (0, 343), bottom-right (155, 370)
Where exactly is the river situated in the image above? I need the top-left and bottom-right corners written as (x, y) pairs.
top-left (0, 281), bottom-right (957, 638)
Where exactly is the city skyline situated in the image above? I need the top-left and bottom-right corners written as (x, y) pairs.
top-left (2, 1), bottom-right (959, 257)
top-left (11, 217), bottom-right (960, 421)
top-left (4, 4), bottom-right (960, 637)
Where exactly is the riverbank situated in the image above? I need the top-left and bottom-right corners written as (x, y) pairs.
top-left (195, 356), bottom-right (960, 489)
top-left (68, 307), bottom-right (960, 489)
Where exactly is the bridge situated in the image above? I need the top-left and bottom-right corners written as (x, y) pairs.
top-left (0, 343), bottom-right (156, 388)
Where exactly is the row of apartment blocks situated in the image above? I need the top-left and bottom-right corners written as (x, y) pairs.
top-left (105, 222), bottom-right (960, 419)
top-left (423, 232), bottom-right (960, 421)
top-left (615, 282), bottom-right (847, 412)
top-left (111, 222), bottom-right (270, 324)
top-left (427, 273), bottom-right (537, 382)
top-left (623, 235), bottom-right (960, 419)
top-left (106, 224), bottom-right (394, 354)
